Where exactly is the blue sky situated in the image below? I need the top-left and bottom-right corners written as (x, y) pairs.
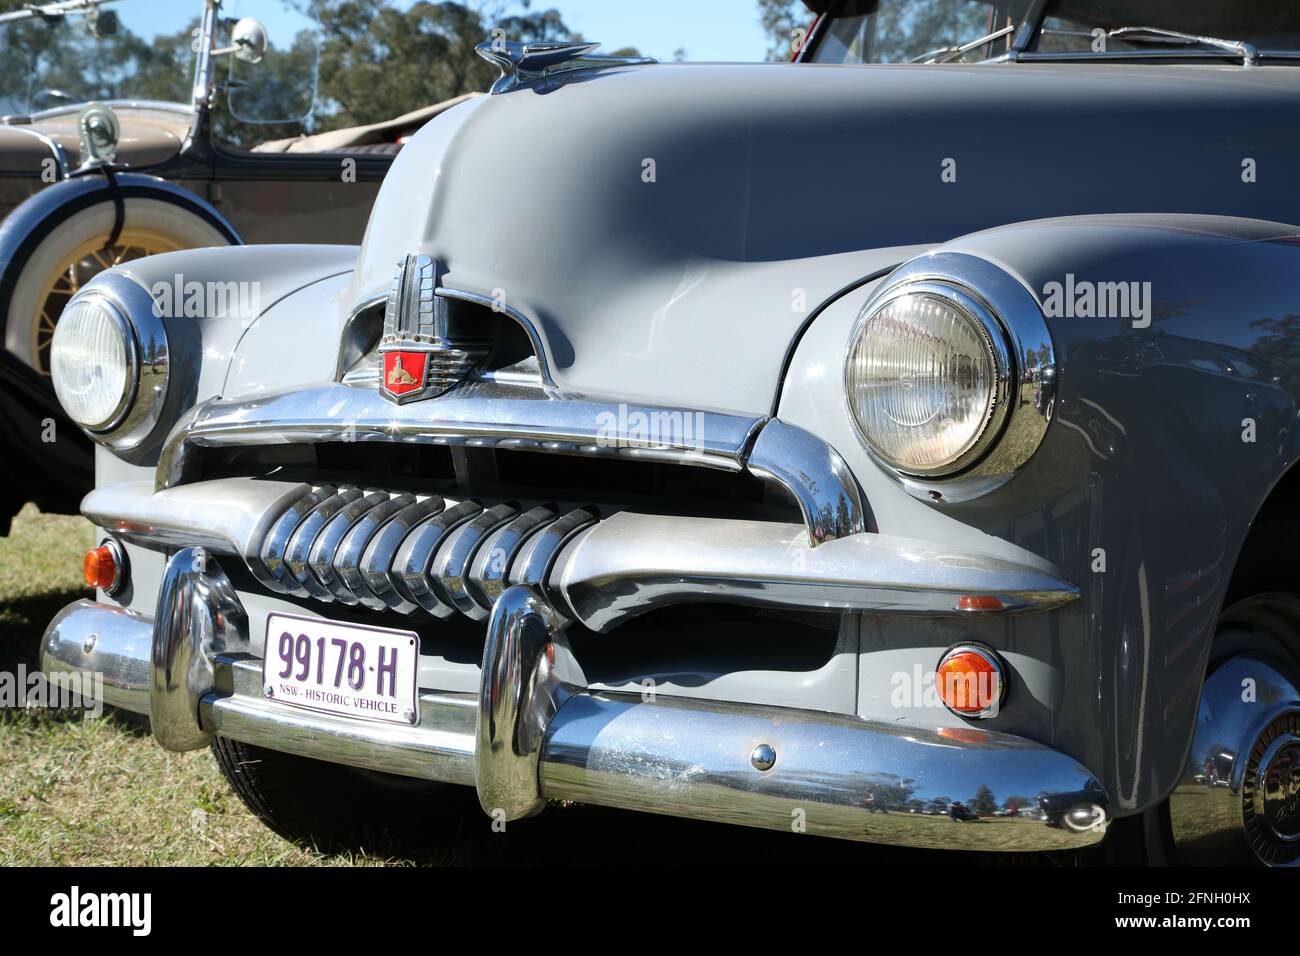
top-left (112, 0), bottom-right (782, 63)
top-left (519, 0), bottom-right (774, 62)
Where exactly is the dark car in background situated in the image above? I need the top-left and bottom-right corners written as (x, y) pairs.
top-left (0, 0), bottom-right (471, 532)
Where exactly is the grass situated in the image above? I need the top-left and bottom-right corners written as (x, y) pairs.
top-left (0, 504), bottom-right (1085, 867)
top-left (0, 504), bottom-right (401, 866)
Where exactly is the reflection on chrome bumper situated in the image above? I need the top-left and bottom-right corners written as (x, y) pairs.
top-left (41, 557), bottom-right (1109, 851)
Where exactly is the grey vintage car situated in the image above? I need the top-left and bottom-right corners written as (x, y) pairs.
top-left (36, 0), bottom-right (1300, 865)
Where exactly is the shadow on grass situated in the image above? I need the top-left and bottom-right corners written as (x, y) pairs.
top-left (0, 589), bottom-right (79, 675)
top-left (0, 589), bottom-right (151, 737)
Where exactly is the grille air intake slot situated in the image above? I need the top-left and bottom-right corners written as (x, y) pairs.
top-left (253, 486), bottom-right (598, 621)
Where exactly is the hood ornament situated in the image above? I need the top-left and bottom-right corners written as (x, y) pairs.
top-left (378, 254), bottom-right (487, 405)
top-left (475, 38), bottom-right (655, 94)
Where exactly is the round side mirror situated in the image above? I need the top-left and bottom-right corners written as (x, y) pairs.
top-left (231, 18), bottom-right (268, 64)
top-left (78, 103), bottom-right (120, 166)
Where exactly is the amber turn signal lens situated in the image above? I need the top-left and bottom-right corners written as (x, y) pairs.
top-left (935, 645), bottom-right (1004, 717)
top-left (83, 545), bottom-right (118, 590)
top-left (957, 594), bottom-right (1003, 611)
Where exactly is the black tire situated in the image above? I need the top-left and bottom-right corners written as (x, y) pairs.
top-left (211, 736), bottom-right (463, 854)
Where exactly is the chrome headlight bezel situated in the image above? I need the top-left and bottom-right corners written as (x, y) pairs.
top-left (53, 273), bottom-right (170, 453)
top-left (845, 280), bottom-right (1012, 478)
top-left (52, 290), bottom-right (139, 433)
top-left (844, 252), bottom-right (1056, 496)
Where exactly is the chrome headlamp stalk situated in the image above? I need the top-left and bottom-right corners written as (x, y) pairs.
top-left (845, 252), bottom-right (1056, 499)
top-left (51, 272), bottom-right (170, 454)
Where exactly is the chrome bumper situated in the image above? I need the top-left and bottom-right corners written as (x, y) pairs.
top-left (42, 551), bottom-right (1110, 851)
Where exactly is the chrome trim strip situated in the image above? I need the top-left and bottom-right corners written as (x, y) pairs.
top-left (554, 511), bottom-right (1079, 632)
top-left (433, 502), bottom-right (520, 616)
top-left (394, 500), bottom-right (485, 617)
top-left (359, 496), bottom-right (447, 612)
top-left (284, 487), bottom-right (364, 598)
top-left (155, 382), bottom-right (761, 491)
top-left (26, 99), bottom-right (196, 121)
top-left (747, 420), bottom-right (867, 546)
top-left (470, 504), bottom-right (558, 615)
top-left (1106, 26), bottom-right (1257, 65)
top-left (332, 493), bottom-right (415, 605)
top-left (253, 485), bottom-right (335, 596)
top-left (307, 490), bottom-right (390, 600)
top-left (151, 549), bottom-right (247, 752)
top-left (1014, 49), bottom-right (1262, 63)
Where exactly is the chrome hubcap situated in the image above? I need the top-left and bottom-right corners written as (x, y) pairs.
top-left (1170, 652), bottom-right (1300, 866)
top-left (1247, 716), bottom-right (1300, 862)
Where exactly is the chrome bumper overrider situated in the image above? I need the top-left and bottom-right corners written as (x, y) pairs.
top-left (42, 551), bottom-right (1109, 850)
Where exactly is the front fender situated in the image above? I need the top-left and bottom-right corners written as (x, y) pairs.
top-left (71, 245), bottom-right (358, 488)
top-left (778, 212), bottom-right (1300, 812)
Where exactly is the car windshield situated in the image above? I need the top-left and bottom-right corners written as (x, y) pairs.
top-left (810, 0), bottom-right (1300, 64)
top-left (0, 2), bottom-right (193, 117)
top-left (0, 0), bottom-right (318, 133)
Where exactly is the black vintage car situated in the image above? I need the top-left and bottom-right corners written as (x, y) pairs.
top-left (0, 0), bottom-right (469, 531)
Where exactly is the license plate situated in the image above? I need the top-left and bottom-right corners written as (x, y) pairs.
top-left (262, 612), bottom-right (419, 725)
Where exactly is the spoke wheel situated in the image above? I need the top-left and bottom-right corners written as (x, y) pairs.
top-left (32, 227), bottom-right (186, 378)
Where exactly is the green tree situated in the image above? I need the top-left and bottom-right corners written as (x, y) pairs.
top-left (970, 783), bottom-right (998, 816)
top-left (757, 0), bottom-right (809, 62)
top-left (0, 2), bottom-right (590, 143)
top-left (304, 1), bottom-right (585, 130)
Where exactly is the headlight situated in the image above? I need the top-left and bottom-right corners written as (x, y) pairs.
top-left (844, 254), bottom-right (1055, 490)
top-left (51, 293), bottom-right (135, 431)
top-left (50, 276), bottom-right (169, 451)
top-left (846, 284), bottom-right (1009, 476)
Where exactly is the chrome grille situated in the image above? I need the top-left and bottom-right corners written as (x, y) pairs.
top-left (251, 486), bottom-right (599, 620)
